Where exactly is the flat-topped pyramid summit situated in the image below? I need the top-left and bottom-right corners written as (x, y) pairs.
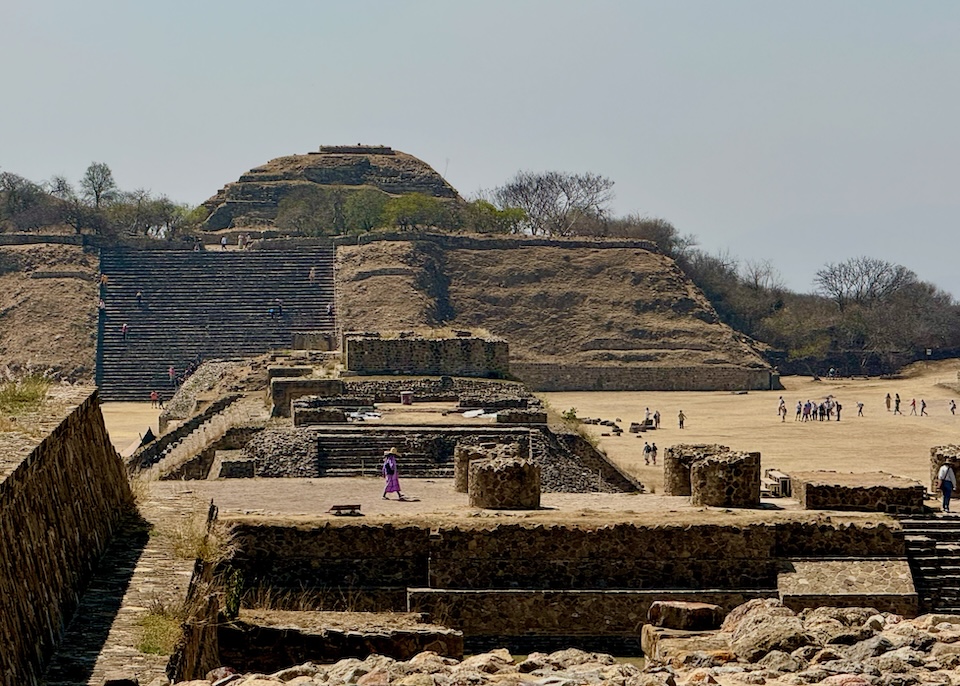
top-left (202, 145), bottom-right (460, 230)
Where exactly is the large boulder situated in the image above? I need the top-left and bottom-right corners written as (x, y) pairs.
top-left (648, 601), bottom-right (724, 631)
top-left (730, 603), bottom-right (814, 662)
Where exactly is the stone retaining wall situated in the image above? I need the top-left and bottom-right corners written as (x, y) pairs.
top-left (468, 458), bottom-right (541, 510)
top-left (792, 471), bottom-right (925, 514)
top-left (0, 392), bottom-right (133, 685)
top-left (222, 517), bottom-right (906, 603)
top-left (344, 335), bottom-right (509, 378)
top-left (512, 363), bottom-right (777, 392)
top-left (342, 377), bottom-right (531, 404)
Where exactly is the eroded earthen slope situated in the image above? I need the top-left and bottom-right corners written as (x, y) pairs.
top-left (337, 236), bottom-right (768, 369)
top-left (0, 244), bottom-right (97, 381)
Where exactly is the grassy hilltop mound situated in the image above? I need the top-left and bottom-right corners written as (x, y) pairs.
top-left (337, 236), bottom-right (769, 370)
top-left (202, 145), bottom-right (460, 231)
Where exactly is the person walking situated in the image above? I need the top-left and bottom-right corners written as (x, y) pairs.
top-left (653, 410), bottom-right (661, 429)
top-left (835, 402), bottom-right (842, 421)
top-left (950, 400), bottom-right (957, 416)
top-left (150, 390), bottom-right (158, 408)
top-left (650, 442), bottom-right (658, 466)
top-left (937, 463), bottom-right (957, 513)
top-left (643, 441), bottom-right (652, 465)
top-left (921, 399), bottom-right (928, 416)
top-left (168, 365), bottom-right (176, 387)
top-left (136, 289), bottom-right (143, 306)
top-left (382, 447), bottom-right (405, 500)
top-left (857, 402), bottom-right (864, 417)
top-left (120, 322), bottom-right (129, 341)
top-left (910, 398), bottom-right (918, 416)
top-left (220, 235), bottom-right (228, 250)
top-left (309, 266), bottom-right (317, 285)
top-left (678, 410), bottom-right (686, 429)
top-left (795, 401), bottom-right (802, 421)
top-left (894, 394), bottom-right (902, 415)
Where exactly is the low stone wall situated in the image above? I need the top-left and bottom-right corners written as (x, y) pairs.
top-left (791, 471), bottom-right (925, 514)
top-left (0, 392), bottom-right (134, 685)
top-left (929, 446), bottom-right (960, 495)
top-left (222, 516), bottom-right (906, 603)
top-left (512, 363), bottom-right (777, 392)
top-left (407, 589), bottom-right (775, 641)
top-left (163, 424), bottom-right (264, 480)
top-left (270, 378), bottom-right (344, 417)
top-left (468, 458), bottom-right (541, 509)
top-left (663, 444), bottom-right (730, 496)
top-left (217, 613), bottom-right (463, 671)
top-left (292, 395), bottom-right (374, 426)
top-left (496, 408), bottom-right (547, 424)
top-left (690, 451), bottom-right (761, 508)
top-left (342, 377), bottom-right (531, 404)
top-left (344, 335), bottom-right (510, 378)
top-left (267, 365), bottom-right (314, 381)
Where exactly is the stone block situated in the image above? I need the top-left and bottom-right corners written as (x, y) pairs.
top-left (690, 451), bottom-right (761, 507)
top-left (293, 406), bottom-right (348, 426)
top-left (496, 409), bottom-right (547, 425)
top-left (468, 457), bottom-right (541, 509)
top-left (344, 334), bottom-right (510, 378)
top-left (648, 600), bottom-right (725, 630)
top-left (663, 444), bottom-right (730, 496)
top-left (791, 471), bottom-right (924, 514)
top-left (266, 365), bottom-right (313, 382)
top-left (270, 378), bottom-right (344, 417)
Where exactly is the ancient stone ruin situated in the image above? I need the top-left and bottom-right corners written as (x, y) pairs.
top-left (663, 444), bottom-right (730, 496)
top-left (791, 470), bottom-right (925, 514)
top-left (454, 441), bottom-right (523, 493)
top-left (689, 451), bottom-right (761, 508)
top-left (343, 332), bottom-right (510, 379)
top-left (468, 457), bottom-right (541, 510)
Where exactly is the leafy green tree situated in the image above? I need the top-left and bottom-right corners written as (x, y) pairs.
top-left (275, 186), bottom-right (341, 236)
top-left (343, 188), bottom-right (389, 233)
top-left (382, 193), bottom-right (453, 230)
top-left (461, 200), bottom-right (526, 234)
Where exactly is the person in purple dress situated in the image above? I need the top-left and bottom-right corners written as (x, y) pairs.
top-left (382, 447), bottom-right (404, 500)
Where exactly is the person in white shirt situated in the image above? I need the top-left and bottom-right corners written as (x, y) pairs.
top-left (937, 463), bottom-right (957, 513)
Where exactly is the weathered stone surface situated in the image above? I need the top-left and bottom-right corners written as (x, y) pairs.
top-left (791, 471), bottom-right (925, 514)
top-left (778, 560), bottom-right (917, 616)
top-left (690, 451), bottom-right (761, 508)
top-left (0, 392), bottom-right (133, 684)
top-left (663, 444), bottom-right (730, 496)
top-left (102, 672), bottom-right (139, 686)
top-left (454, 442), bottom-right (522, 493)
top-left (345, 334), bottom-right (509, 379)
top-left (730, 603), bottom-right (814, 662)
top-left (468, 457), bottom-right (541, 510)
top-left (757, 649), bottom-right (803, 672)
top-left (648, 601), bottom-right (725, 631)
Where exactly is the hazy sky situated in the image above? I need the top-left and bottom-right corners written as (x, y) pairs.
top-left (3, 1), bottom-right (958, 296)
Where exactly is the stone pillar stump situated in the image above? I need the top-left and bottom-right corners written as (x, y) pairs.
top-left (690, 451), bottom-right (761, 507)
top-left (468, 457), bottom-right (541, 510)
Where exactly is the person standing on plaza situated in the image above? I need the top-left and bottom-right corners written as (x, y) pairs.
top-left (653, 410), bottom-right (660, 429)
top-left (678, 410), bottom-right (686, 429)
top-left (937, 463), bottom-right (957, 513)
top-left (382, 447), bottom-right (404, 500)
top-left (885, 393), bottom-right (892, 412)
top-left (951, 399), bottom-right (957, 416)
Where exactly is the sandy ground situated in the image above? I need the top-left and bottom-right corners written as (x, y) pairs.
top-left (543, 362), bottom-right (960, 492)
top-left (100, 402), bottom-right (161, 453)
top-left (103, 362), bottom-right (960, 518)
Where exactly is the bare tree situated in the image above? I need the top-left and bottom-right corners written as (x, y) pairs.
top-left (814, 256), bottom-right (916, 312)
top-left (491, 171), bottom-right (614, 236)
top-left (80, 162), bottom-right (117, 209)
top-left (741, 259), bottom-right (785, 292)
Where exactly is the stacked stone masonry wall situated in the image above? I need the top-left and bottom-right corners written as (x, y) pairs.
top-left (454, 442), bottom-right (523, 493)
top-left (344, 336), bottom-right (510, 378)
top-left (468, 457), bottom-right (541, 510)
top-left (792, 471), bottom-right (925, 514)
top-left (663, 444), bottom-right (730, 496)
top-left (270, 378), bottom-right (344, 417)
top-left (0, 392), bottom-right (133, 685)
top-left (690, 451), bottom-right (761, 507)
top-left (512, 363), bottom-right (774, 392)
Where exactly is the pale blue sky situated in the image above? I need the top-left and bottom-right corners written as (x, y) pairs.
top-left (2, 1), bottom-right (958, 296)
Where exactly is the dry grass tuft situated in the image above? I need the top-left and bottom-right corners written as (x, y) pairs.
top-left (136, 597), bottom-right (185, 655)
top-left (0, 375), bottom-right (51, 415)
top-left (162, 514), bottom-right (233, 563)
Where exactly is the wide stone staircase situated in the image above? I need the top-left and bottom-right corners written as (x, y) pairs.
top-left (97, 248), bottom-right (335, 400)
top-left (900, 514), bottom-right (960, 613)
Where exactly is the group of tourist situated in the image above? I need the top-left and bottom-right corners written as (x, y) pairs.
top-left (786, 396), bottom-right (847, 422)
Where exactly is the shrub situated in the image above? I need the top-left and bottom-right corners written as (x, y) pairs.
top-left (0, 375), bottom-right (50, 415)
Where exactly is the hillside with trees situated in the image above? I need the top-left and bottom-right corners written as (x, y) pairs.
top-left (2, 158), bottom-right (958, 376)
